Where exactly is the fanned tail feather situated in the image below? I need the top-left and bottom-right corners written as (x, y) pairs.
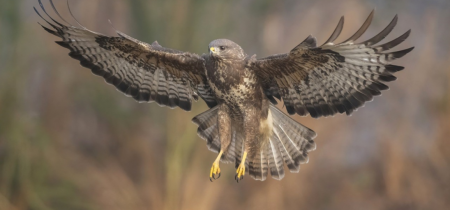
top-left (192, 104), bottom-right (316, 181)
top-left (249, 104), bottom-right (316, 181)
top-left (192, 107), bottom-right (243, 163)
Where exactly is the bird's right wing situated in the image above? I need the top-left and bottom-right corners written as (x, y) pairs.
top-left (35, 0), bottom-right (217, 111)
top-left (252, 11), bottom-right (413, 118)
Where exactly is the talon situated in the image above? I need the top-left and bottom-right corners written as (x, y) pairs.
top-left (235, 151), bottom-right (247, 182)
top-left (209, 151), bottom-right (222, 181)
top-left (235, 164), bottom-right (246, 181)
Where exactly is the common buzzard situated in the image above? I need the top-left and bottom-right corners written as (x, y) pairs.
top-left (35, 0), bottom-right (413, 182)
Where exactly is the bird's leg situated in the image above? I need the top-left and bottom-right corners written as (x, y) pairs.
top-left (210, 150), bottom-right (223, 182)
top-left (235, 106), bottom-right (259, 182)
top-left (209, 105), bottom-right (231, 182)
top-left (235, 150), bottom-right (247, 182)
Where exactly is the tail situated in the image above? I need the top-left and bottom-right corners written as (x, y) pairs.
top-left (192, 104), bottom-right (317, 181)
top-left (248, 104), bottom-right (317, 181)
top-left (192, 107), bottom-right (246, 164)
top-left (192, 106), bottom-right (221, 154)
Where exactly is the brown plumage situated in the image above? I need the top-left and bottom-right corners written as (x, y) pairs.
top-left (35, 0), bottom-right (413, 182)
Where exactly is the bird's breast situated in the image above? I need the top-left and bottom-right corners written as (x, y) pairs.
top-left (206, 59), bottom-right (263, 108)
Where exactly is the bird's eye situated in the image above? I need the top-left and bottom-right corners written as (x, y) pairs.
top-left (220, 46), bottom-right (226, 50)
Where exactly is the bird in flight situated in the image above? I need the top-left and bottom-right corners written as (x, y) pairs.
top-left (35, 0), bottom-right (413, 182)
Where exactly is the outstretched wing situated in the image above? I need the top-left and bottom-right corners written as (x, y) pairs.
top-left (252, 11), bottom-right (413, 118)
top-left (35, 0), bottom-right (217, 111)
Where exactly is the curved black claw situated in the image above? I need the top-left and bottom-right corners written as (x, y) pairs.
top-left (235, 175), bottom-right (244, 183)
top-left (210, 172), bottom-right (221, 182)
top-left (210, 162), bottom-right (221, 182)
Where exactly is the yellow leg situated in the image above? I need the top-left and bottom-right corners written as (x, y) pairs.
top-left (210, 150), bottom-right (223, 182)
top-left (235, 151), bottom-right (247, 182)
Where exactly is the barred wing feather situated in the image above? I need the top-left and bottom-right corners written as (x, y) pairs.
top-left (252, 10), bottom-right (413, 118)
top-left (35, 0), bottom-right (217, 111)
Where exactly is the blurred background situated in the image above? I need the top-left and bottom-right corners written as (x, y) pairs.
top-left (0, 0), bottom-right (449, 209)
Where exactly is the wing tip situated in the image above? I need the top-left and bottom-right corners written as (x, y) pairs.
top-left (359, 13), bottom-right (399, 46)
top-left (321, 16), bottom-right (344, 46)
top-left (388, 46), bottom-right (414, 60)
top-left (340, 9), bottom-right (375, 44)
top-left (385, 65), bottom-right (405, 73)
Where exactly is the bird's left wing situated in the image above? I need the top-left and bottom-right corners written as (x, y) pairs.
top-left (35, 0), bottom-right (217, 111)
top-left (252, 11), bottom-right (413, 118)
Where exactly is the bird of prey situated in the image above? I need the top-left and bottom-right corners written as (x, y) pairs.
top-left (35, 0), bottom-right (413, 182)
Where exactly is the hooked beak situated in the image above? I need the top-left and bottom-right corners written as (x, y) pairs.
top-left (210, 47), bottom-right (216, 54)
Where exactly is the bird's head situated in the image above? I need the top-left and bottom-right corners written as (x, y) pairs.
top-left (209, 39), bottom-right (245, 60)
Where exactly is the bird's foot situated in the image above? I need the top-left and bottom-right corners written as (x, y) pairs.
top-left (209, 161), bottom-right (221, 182)
top-left (235, 163), bottom-right (245, 182)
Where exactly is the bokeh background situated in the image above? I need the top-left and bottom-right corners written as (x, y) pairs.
top-left (1, 0), bottom-right (449, 209)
